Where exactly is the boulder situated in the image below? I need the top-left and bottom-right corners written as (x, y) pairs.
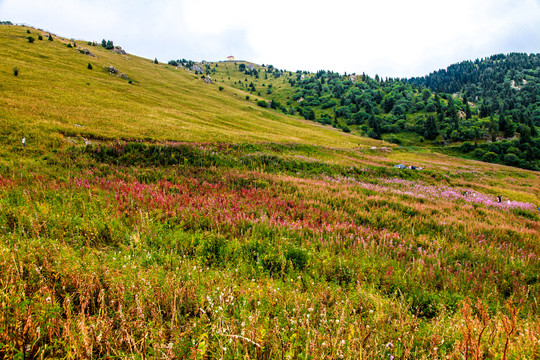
top-left (83, 48), bottom-right (96, 57)
top-left (112, 47), bottom-right (127, 55)
top-left (106, 66), bottom-right (118, 74)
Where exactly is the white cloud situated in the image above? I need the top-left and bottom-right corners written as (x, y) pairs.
top-left (1, 0), bottom-right (538, 77)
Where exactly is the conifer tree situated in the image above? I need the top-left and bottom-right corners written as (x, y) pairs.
top-left (424, 115), bottom-right (438, 140)
top-left (498, 112), bottom-right (508, 135)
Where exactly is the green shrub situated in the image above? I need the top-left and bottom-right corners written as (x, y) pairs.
top-left (38, 35), bottom-right (43, 41)
top-left (219, 86), bottom-right (224, 91)
top-left (460, 141), bottom-right (475, 153)
top-left (87, 63), bottom-right (93, 70)
top-left (257, 100), bottom-right (268, 108)
top-left (471, 148), bottom-right (486, 158)
top-left (503, 153), bottom-right (520, 166)
top-left (285, 247), bottom-right (309, 270)
top-left (27, 36), bottom-right (35, 43)
top-left (12, 67), bottom-right (19, 76)
top-left (198, 233), bottom-right (227, 265)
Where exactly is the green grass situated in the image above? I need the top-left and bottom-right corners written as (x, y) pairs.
top-left (0, 25), bottom-right (539, 359)
top-left (0, 26), bottom-right (361, 156)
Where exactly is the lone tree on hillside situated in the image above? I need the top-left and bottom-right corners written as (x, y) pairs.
top-left (48, 33), bottom-right (53, 41)
top-left (13, 67), bottom-right (19, 76)
top-left (27, 36), bottom-right (34, 43)
top-left (154, 58), bottom-right (158, 64)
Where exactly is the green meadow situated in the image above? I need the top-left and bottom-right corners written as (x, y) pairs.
top-left (0, 25), bottom-right (539, 359)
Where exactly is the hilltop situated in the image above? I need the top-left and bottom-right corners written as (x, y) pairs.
top-left (0, 24), bottom-right (539, 359)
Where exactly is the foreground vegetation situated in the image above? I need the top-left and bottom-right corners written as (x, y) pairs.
top-left (0, 25), bottom-right (539, 359)
top-left (1, 141), bottom-right (539, 359)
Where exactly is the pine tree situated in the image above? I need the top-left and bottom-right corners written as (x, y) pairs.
top-left (489, 116), bottom-right (498, 142)
top-left (447, 97), bottom-right (459, 129)
top-left (498, 112), bottom-right (508, 135)
top-left (424, 115), bottom-right (438, 140)
top-left (463, 96), bottom-right (472, 119)
top-left (518, 125), bottom-right (531, 144)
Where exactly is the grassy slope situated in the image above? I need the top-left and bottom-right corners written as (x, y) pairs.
top-left (1, 25), bottom-right (539, 359)
top-left (0, 26), bottom-right (362, 152)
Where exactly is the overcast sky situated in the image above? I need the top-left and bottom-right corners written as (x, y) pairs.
top-left (1, 0), bottom-right (539, 78)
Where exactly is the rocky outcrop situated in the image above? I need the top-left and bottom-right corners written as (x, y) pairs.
top-left (192, 64), bottom-right (204, 73)
top-left (83, 48), bottom-right (96, 57)
top-left (112, 47), bottom-right (127, 55)
top-left (106, 66), bottom-right (118, 74)
top-left (203, 76), bottom-right (213, 84)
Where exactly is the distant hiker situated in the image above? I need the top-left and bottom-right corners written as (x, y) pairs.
top-left (22, 137), bottom-right (26, 148)
top-left (497, 195), bottom-right (502, 203)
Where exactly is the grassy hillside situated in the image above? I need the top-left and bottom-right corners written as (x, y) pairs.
top-left (0, 26), bottom-right (367, 155)
top-left (1, 25), bottom-right (539, 359)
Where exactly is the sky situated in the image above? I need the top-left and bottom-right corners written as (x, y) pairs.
top-left (1, 0), bottom-right (539, 78)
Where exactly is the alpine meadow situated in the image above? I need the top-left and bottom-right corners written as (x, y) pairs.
top-left (0, 24), bottom-right (539, 359)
